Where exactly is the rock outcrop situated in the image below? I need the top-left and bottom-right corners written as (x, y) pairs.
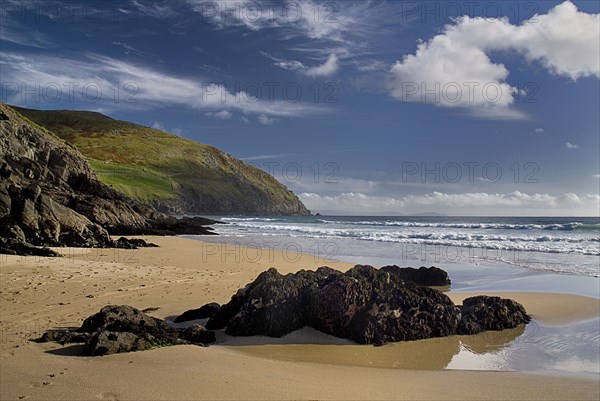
top-left (0, 103), bottom-right (217, 256)
top-left (205, 265), bottom-right (530, 345)
top-left (37, 305), bottom-right (216, 356)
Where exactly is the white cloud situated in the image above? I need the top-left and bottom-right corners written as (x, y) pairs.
top-left (300, 191), bottom-right (600, 216)
top-left (258, 114), bottom-right (275, 125)
top-left (305, 53), bottom-right (339, 77)
top-left (356, 60), bottom-right (388, 72)
top-left (205, 110), bottom-right (233, 120)
top-left (130, 0), bottom-right (175, 19)
top-left (593, 174), bottom-right (600, 179)
top-left (260, 51), bottom-right (306, 72)
top-left (534, 128), bottom-right (544, 134)
top-left (566, 142), bottom-right (579, 149)
top-left (276, 59), bottom-right (306, 72)
top-left (0, 52), bottom-right (328, 118)
top-left (186, 0), bottom-right (358, 43)
top-left (241, 116), bottom-right (250, 124)
top-left (390, 1), bottom-right (600, 119)
top-left (263, 51), bottom-right (339, 77)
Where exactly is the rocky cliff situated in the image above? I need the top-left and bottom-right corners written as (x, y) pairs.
top-left (13, 107), bottom-right (310, 216)
top-left (0, 103), bottom-right (215, 255)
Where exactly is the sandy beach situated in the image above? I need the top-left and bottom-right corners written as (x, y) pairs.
top-left (1, 235), bottom-right (599, 401)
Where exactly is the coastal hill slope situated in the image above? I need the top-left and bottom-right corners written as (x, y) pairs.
top-left (13, 106), bottom-right (310, 216)
top-left (0, 103), bottom-right (215, 255)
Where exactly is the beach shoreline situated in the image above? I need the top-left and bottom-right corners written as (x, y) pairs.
top-left (1, 235), bottom-right (599, 400)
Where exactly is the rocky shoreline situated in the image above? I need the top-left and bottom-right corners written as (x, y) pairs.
top-left (38, 265), bottom-right (530, 355)
top-left (0, 103), bottom-right (217, 257)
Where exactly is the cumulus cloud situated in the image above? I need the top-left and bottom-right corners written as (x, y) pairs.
top-left (299, 191), bottom-right (600, 216)
top-left (205, 110), bottom-right (233, 120)
top-left (390, 1), bottom-right (600, 119)
top-left (0, 52), bottom-right (327, 117)
top-left (534, 128), bottom-right (544, 134)
top-left (566, 142), bottom-right (579, 149)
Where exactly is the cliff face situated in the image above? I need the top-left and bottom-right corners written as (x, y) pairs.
top-left (0, 104), bottom-right (214, 254)
top-left (13, 107), bottom-right (310, 216)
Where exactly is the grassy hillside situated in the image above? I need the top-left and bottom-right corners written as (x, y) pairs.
top-left (13, 107), bottom-right (309, 215)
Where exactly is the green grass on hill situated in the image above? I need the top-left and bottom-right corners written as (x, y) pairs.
top-left (88, 159), bottom-right (177, 202)
top-left (11, 106), bottom-right (306, 213)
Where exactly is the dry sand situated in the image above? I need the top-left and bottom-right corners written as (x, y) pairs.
top-left (1, 235), bottom-right (598, 400)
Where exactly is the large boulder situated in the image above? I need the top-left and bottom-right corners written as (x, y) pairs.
top-left (79, 305), bottom-right (180, 343)
top-left (457, 296), bottom-right (531, 335)
top-left (206, 265), bottom-right (530, 345)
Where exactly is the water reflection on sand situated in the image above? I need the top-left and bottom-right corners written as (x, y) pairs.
top-left (221, 317), bottom-right (599, 374)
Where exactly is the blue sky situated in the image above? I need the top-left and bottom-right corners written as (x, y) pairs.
top-left (1, 0), bottom-right (599, 215)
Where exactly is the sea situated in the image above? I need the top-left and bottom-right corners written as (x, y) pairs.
top-left (193, 215), bottom-right (600, 278)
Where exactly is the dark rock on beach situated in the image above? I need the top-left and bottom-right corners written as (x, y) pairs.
top-left (174, 302), bottom-right (221, 323)
top-left (457, 295), bottom-right (531, 335)
top-left (206, 265), bottom-right (530, 345)
top-left (380, 265), bottom-right (451, 286)
top-left (80, 306), bottom-right (175, 336)
top-left (0, 237), bottom-right (60, 257)
top-left (37, 305), bottom-right (216, 356)
top-left (37, 329), bottom-right (91, 345)
top-left (342, 266), bottom-right (460, 344)
top-left (207, 266), bottom-right (339, 335)
top-left (37, 269), bottom-right (530, 354)
top-left (113, 237), bottom-right (158, 249)
top-left (85, 331), bottom-right (154, 356)
top-left (180, 324), bottom-right (217, 344)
